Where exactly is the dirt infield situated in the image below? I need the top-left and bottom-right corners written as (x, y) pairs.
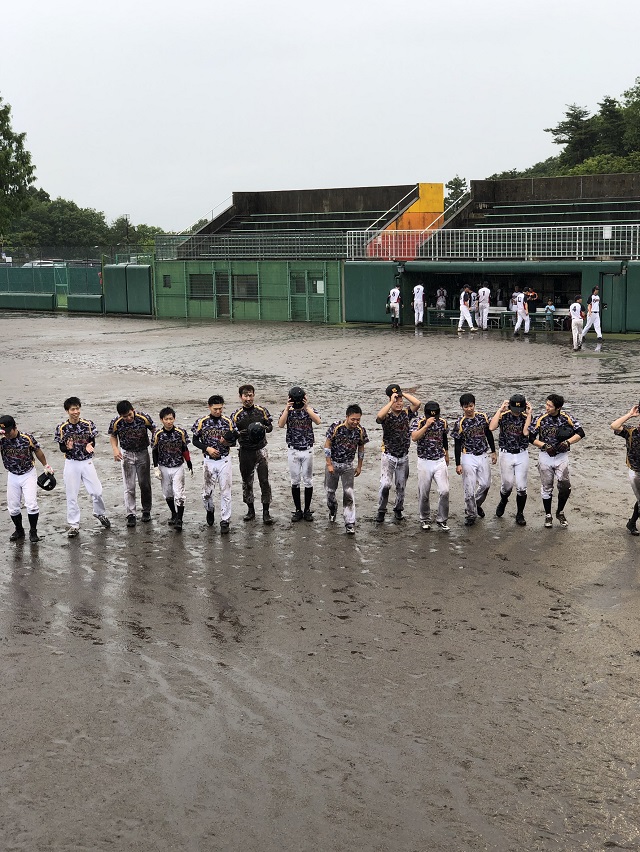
top-left (1, 313), bottom-right (640, 851)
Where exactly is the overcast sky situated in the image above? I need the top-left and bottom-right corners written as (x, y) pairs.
top-left (3, 0), bottom-right (640, 232)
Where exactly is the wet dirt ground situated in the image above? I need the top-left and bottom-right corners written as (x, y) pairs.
top-left (2, 313), bottom-right (640, 851)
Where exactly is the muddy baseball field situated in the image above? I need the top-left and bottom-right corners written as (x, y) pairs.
top-left (1, 313), bottom-right (640, 852)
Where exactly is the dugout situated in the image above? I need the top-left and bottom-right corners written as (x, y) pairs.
top-left (344, 260), bottom-right (631, 331)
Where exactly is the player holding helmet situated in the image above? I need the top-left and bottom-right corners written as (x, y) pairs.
top-left (610, 401), bottom-right (640, 535)
top-left (229, 385), bottom-right (274, 524)
top-left (489, 394), bottom-right (532, 526)
top-left (278, 386), bottom-right (321, 522)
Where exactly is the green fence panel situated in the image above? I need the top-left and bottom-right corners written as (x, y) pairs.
top-left (104, 265), bottom-right (128, 313)
top-left (125, 265), bottom-right (153, 314)
top-left (625, 263), bottom-right (640, 332)
top-left (67, 295), bottom-right (103, 313)
top-left (68, 267), bottom-right (101, 296)
top-left (0, 293), bottom-right (56, 310)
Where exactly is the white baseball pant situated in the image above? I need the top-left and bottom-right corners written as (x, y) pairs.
top-left (377, 453), bottom-right (409, 514)
top-left (461, 453), bottom-right (491, 518)
top-left (499, 450), bottom-right (529, 496)
top-left (63, 458), bottom-right (107, 527)
top-left (572, 318), bottom-right (584, 349)
top-left (629, 470), bottom-right (640, 503)
top-left (581, 312), bottom-right (601, 339)
top-left (325, 463), bottom-right (356, 525)
top-left (202, 456), bottom-right (232, 521)
top-left (121, 448), bottom-right (152, 516)
top-left (287, 447), bottom-right (313, 488)
top-left (414, 303), bottom-right (424, 325)
top-left (479, 305), bottom-right (490, 330)
top-left (458, 306), bottom-right (474, 330)
top-left (417, 457), bottom-right (449, 523)
top-left (514, 311), bottom-right (530, 333)
top-left (538, 450), bottom-right (571, 500)
top-left (7, 469), bottom-right (38, 515)
top-left (160, 464), bottom-right (186, 506)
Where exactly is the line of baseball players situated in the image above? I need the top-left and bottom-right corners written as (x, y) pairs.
top-left (2, 384), bottom-right (640, 542)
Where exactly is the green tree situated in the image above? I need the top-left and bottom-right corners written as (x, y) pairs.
top-left (621, 77), bottom-right (640, 153)
top-left (0, 94), bottom-right (36, 234)
top-left (594, 96), bottom-right (627, 157)
top-left (544, 104), bottom-right (598, 167)
top-left (9, 196), bottom-right (109, 247)
top-left (444, 175), bottom-right (469, 209)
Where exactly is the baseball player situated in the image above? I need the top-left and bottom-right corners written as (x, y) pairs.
top-left (410, 401), bottom-right (450, 531)
top-left (610, 402), bottom-right (640, 535)
top-left (477, 281), bottom-right (491, 330)
top-left (277, 386), bottom-right (321, 522)
top-left (54, 397), bottom-right (110, 538)
top-left (151, 407), bottom-right (192, 531)
top-left (513, 288), bottom-right (529, 336)
top-left (529, 394), bottom-right (584, 528)
top-left (108, 401), bottom-right (155, 527)
top-left (435, 286), bottom-right (447, 319)
top-left (0, 414), bottom-right (53, 542)
top-left (375, 384), bottom-right (420, 523)
top-left (581, 286), bottom-right (603, 343)
top-left (412, 281), bottom-right (425, 327)
top-left (458, 285), bottom-right (477, 332)
top-left (452, 393), bottom-right (497, 526)
top-left (192, 395), bottom-right (233, 533)
top-left (229, 385), bottom-right (274, 524)
top-left (470, 288), bottom-right (479, 327)
top-left (324, 404), bottom-right (369, 534)
top-left (569, 295), bottom-right (584, 351)
top-left (388, 285), bottom-right (401, 329)
top-left (489, 394), bottom-right (532, 526)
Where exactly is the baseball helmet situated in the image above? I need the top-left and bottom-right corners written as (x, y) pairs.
top-left (288, 386), bottom-right (305, 409)
top-left (37, 471), bottom-right (57, 491)
top-left (247, 421), bottom-right (266, 441)
top-left (508, 394), bottom-right (527, 415)
top-left (385, 383), bottom-right (402, 398)
top-left (555, 424), bottom-right (574, 442)
top-left (424, 401), bottom-right (440, 418)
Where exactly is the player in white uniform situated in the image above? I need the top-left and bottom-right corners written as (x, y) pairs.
top-left (477, 282), bottom-right (491, 330)
top-left (412, 282), bottom-right (425, 327)
top-left (457, 286), bottom-right (477, 331)
top-left (580, 286), bottom-right (603, 343)
top-left (569, 295), bottom-right (584, 351)
top-left (388, 285), bottom-right (401, 329)
top-left (513, 289), bottom-right (529, 336)
top-left (489, 394), bottom-right (532, 526)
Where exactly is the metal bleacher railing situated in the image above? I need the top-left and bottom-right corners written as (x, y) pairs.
top-left (155, 231), bottom-right (350, 261)
top-left (346, 223), bottom-right (640, 261)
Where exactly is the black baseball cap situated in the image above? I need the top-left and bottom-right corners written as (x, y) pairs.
top-left (385, 384), bottom-right (402, 398)
top-left (424, 401), bottom-right (440, 418)
top-left (0, 414), bottom-right (16, 432)
top-left (508, 394), bottom-right (526, 414)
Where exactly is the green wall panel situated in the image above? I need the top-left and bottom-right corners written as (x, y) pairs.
top-left (0, 293), bottom-right (55, 310)
top-left (625, 263), bottom-right (640, 332)
top-left (68, 295), bottom-right (103, 313)
top-left (104, 265), bottom-right (128, 313)
top-left (126, 265), bottom-right (153, 314)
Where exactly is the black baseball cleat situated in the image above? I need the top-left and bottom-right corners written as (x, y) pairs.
top-left (626, 519), bottom-right (640, 536)
top-left (464, 517), bottom-right (476, 526)
top-left (495, 500), bottom-right (507, 517)
top-left (476, 506), bottom-right (485, 519)
top-left (220, 520), bottom-right (230, 534)
top-left (328, 512), bottom-right (337, 523)
top-left (168, 515), bottom-right (177, 526)
top-left (141, 511), bottom-right (151, 523)
top-left (515, 513), bottom-right (527, 526)
top-left (303, 509), bottom-right (314, 521)
top-left (556, 511), bottom-right (568, 528)
top-left (291, 510), bottom-right (304, 522)
top-left (29, 529), bottom-right (42, 543)
top-left (243, 505), bottom-right (256, 522)
top-left (376, 511), bottom-right (385, 523)
top-left (206, 510), bottom-right (215, 527)
top-left (97, 515), bottom-right (111, 529)
top-left (262, 506), bottom-right (274, 525)
top-left (393, 508), bottom-right (404, 521)
top-left (10, 529), bottom-right (25, 542)
top-left (126, 514), bottom-right (136, 528)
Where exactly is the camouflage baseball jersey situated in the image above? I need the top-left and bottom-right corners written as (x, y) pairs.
top-left (152, 426), bottom-right (190, 468)
top-left (326, 421), bottom-right (369, 465)
top-left (410, 416), bottom-right (448, 460)
top-left (378, 408), bottom-right (412, 458)
top-left (529, 410), bottom-right (582, 445)
top-left (451, 412), bottom-right (491, 455)
top-left (615, 425), bottom-right (640, 472)
top-left (108, 410), bottom-right (155, 452)
top-left (497, 411), bottom-right (529, 454)
top-left (191, 414), bottom-right (233, 458)
top-left (0, 431), bottom-right (40, 475)
top-left (55, 418), bottom-right (99, 461)
top-left (285, 407), bottom-right (318, 450)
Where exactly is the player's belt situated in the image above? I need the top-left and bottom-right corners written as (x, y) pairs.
top-left (463, 450), bottom-right (486, 456)
top-left (288, 444), bottom-right (312, 450)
